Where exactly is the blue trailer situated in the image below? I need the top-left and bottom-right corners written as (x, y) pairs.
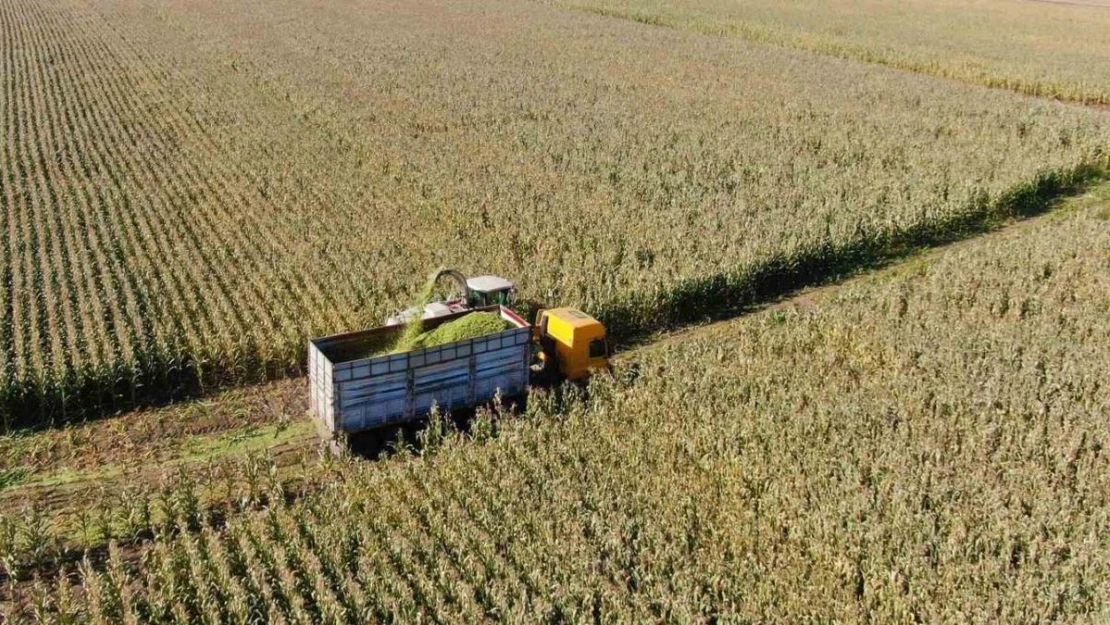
top-left (307, 306), bottom-right (532, 438)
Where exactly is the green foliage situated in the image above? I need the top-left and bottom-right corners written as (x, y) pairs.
top-left (0, 467), bottom-right (26, 491)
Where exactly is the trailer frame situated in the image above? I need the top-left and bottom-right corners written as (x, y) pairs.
top-left (308, 306), bottom-right (531, 439)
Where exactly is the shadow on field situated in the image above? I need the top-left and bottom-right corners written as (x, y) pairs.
top-left (343, 402), bottom-right (504, 461)
top-left (341, 383), bottom-right (600, 461)
top-left (603, 164), bottom-right (1105, 350)
top-left (344, 419), bottom-right (439, 460)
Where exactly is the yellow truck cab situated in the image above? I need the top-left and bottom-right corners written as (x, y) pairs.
top-left (534, 307), bottom-right (610, 380)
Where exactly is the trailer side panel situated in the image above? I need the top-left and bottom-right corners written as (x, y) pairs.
top-left (308, 307), bottom-right (530, 436)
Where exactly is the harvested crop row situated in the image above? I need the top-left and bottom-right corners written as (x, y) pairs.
top-left (2, 0), bottom-right (1110, 426)
top-left (547, 0), bottom-right (1110, 105)
top-left (12, 186), bottom-right (1110, 622)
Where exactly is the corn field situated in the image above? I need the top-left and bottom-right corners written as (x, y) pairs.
top-left (2, 0), bottom-right (1110, 425)
top-left (551, 0), bottom-right (1110, 105)
top-left (4, 0), bottom-right (1110, 619)
top-left (5, 182), bottom-right (1109, 623)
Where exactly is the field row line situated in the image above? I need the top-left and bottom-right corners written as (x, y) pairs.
top-left (565, 2), bottom-right (1110, 107)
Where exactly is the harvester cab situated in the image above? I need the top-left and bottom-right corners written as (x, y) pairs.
top-left (465, 275), bottom-right (516, 308)
top-left (532, 307), bottom-right (610, 382)
top-left (384, 268), bottom-right (609, 382)
top-left (386, 269), bottom-right (516, 325)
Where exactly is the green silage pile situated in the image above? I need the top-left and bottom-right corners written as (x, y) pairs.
top-left (419, 313), bottom-right (514, 348)
top-left (390, 312), bottom-right (514, 354)
top-left (332, 312), bottom-right (516, 362)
